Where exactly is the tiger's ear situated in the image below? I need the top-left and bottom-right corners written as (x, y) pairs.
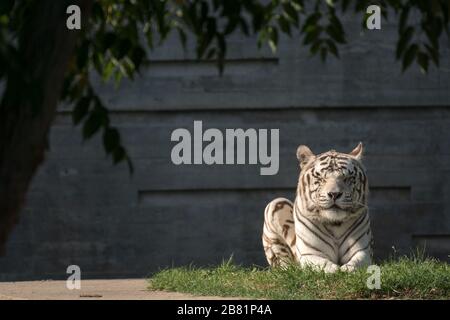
top-left (297, 145), bottom-right (315, 168)
top-left (349, 142), bottom-right (364, 160)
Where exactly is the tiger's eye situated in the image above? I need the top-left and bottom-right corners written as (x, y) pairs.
top-left (344, 176), bottom-right (354, 184)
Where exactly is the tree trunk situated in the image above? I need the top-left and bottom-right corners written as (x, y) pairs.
top-left (0, 0), bottom-right (92, 253)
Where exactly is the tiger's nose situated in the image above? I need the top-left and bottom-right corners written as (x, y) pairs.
top-left (328, 192), bottom-right (343, 200)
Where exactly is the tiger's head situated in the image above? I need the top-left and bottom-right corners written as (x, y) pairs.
top-left (296, 143), bottom-right (368, 225)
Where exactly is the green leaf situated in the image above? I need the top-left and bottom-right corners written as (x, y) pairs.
top-left (326, 39), bottom-right (339, 58)
top-left (326, 0), bottom-right (335, 7)
top-left (116, 38), bottom-right (132, 60)
top-left (239, 18), bottom-right (249, 35)
top-left (102, 60), bottom-right (114, 81)
top-left (206, 47), bottom-right (216, 59)
top-left (302, 12), bottom-right (321, 33)
top-left (217, 33), bottom-right (226, 57)
top-left (145, 27), bottom-right (154, 50)
top-left (92, 53), bottom-right (104, 75)
top-left (268, 27), bottom-right (278, 52)
top-left (197, 24), bottom-right (216, 58)
top-left (325, 25), bottom-right (346, 44)
top-left (83, 113), bottom-right (102, 140)
top-left (77, 40), bottom-right (90, 70)
top-left (283, 2), bottom-right (299, 25)
top-left (0, 0), bottom-right (14, 15)
top-left (82, 106), bottom-right (107, 140)
top-left (73, 97), bottom-right (91, 125)
top-left (402, 44), bottom-right (418, 72)
top-left (399, 7), bottom-right (410, 32)
top-left (417, 51), bottom-right (429, 74)
top-left (200, 1), bottom-right (208, 20)
top-left (114, 69), bottom-right (123, 86)
top-left (102, 32), bottom-right (118, 53)
top-left (329, 14), bottom-right (344, 34)
top-left (131, 46), bottom-right (146, 70)
top-left (251, 7), bottom-right (264, 32)
top-left (224, 18), bottom-right (238, 35)
top-left (303, 26), bottom-right (322, 45)
top-left (291, 0), bottom-right (304, 11)
top-left (424, 43), bottom-right (439, 67)
top-left (278, 15), bottom-right (291, 36)
top-left (309, 40), bottom-right (321, 55)
top-left (320, 46), bottom-right (328, 61)
top-left (92, 2), bottom-right (104, 21)
top-left (113, 146), bottom-right (126, 164)
top-left (396, 26), bottom-right (414, 60)
top-left (178, 28), bottom-right (187, 49)
top-left (103, 128), bottom-right (120, 154)
top-left (424, 25), bottom-right (439, 48)
top-left (206, 17), bottom-right (217, 37)
top-left (341, 0), bottom-right (351, 12)
top-left (126, 157), bottom-right (134, 175)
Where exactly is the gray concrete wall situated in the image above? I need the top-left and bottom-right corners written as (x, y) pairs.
top-left (0, 15), bottom-right (449, 280)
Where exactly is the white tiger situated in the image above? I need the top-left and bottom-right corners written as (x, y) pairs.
top-left (262, 143), bottom-right (373, 273)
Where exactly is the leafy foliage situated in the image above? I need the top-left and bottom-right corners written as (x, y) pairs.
top-left (1, 0), bottom-right (449, 171)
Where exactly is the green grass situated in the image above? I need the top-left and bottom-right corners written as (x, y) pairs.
top-left (148, 256), bottom-right (450, 299)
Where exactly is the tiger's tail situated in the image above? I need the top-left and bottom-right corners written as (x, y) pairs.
top-left (262, 198), bottom-right (297, 267)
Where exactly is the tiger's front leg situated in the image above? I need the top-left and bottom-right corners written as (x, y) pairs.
top-left (299, 255), bottom-right (340, 273)
top-left (339, 226), bottom-right (373, 272)
top-left (340, 249), bottom-right (372, 272)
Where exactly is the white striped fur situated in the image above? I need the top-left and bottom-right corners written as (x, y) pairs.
top-left (262, 143), bottom-right (373, 272)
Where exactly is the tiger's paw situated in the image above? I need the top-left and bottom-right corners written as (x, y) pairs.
top-left (340, 264), bottom-right (356, 272)
top-left (323, 263), bottom-right (340, 273)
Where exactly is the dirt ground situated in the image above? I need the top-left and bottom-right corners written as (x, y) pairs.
top-left (0, 279), bottom-right (238, 300)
